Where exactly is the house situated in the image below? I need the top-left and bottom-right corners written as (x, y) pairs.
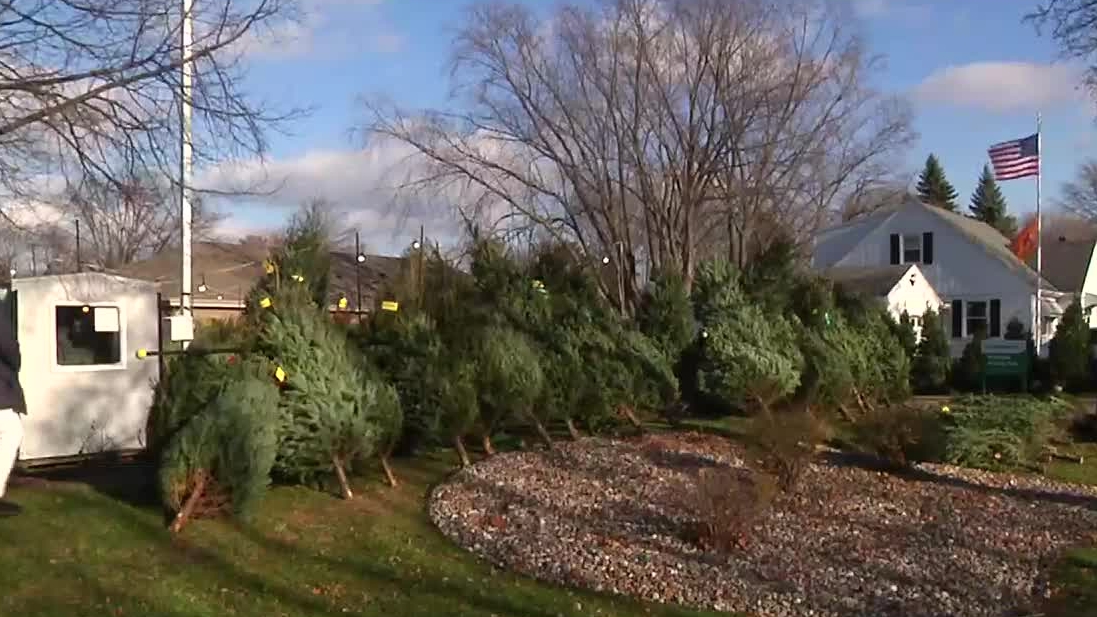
top-left (821, 264), bottom-right (942, 339)
top-left (1040, 236), bottom-right (1097, 328)
top-left (2, 272), bottom-right (159, 463)
top-left (812, 198), bottom-right (1065, 357)
top-left (116, 241), bottom-right (407, 323)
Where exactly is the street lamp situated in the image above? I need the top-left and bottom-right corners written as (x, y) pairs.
top-left (601, 256), bottom-right (610, 265)
top-left (197, 275), bottom-right (207, 293)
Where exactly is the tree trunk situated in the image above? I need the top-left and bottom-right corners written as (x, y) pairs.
top-left (565, 417), bottom-right (582, 440)
top-left (454, 435), bottom-right (471, 467)
top-left (333, 456), bottom-right (353, 500)
top-left (481, 434), bottom-right (496, 456)
top-left (169, 472), bottom-right (207, 534)
top-left (618, 405), bottom-right (644, 430)
top-left (380, 454), bottom-right (399, 488)
top-left (528, 413), bottom-right (554, 448)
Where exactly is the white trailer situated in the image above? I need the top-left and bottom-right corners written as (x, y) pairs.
top-left (2, 273), bottom-right (159, 464)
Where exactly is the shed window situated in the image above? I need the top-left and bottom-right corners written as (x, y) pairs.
top-left (902, 233), bottom-right (922, 264)
top-left (56, 305), bottom-right (122, 366)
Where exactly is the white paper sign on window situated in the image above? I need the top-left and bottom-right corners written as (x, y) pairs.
top-left (94, 307), bottom-right (120, 332)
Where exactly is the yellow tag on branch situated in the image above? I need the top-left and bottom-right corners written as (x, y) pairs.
top-left (381, 300), bottom-right (399, 312)
top-left (136, 348), bottom-right (148, 359)
top-left (274, 366), bottom-right (286, 383)
top-left (264, 260), bottom-right (275, 274)
top-left (338, 297), bottom-right (348, 309)
top-left (259, 297), bottom-right (272, 309)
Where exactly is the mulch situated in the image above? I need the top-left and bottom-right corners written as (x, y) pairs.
top-left (429, 432), bottom-right (1097, 617)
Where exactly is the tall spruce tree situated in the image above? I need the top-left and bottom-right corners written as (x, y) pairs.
top-left (916, 154), bottom-right (959, 211)
top-left (969, 164), bottom-right (1017, 237)
top-left (912, 309), bottom-right (951, 394)
top-left (1050, 299), bottom-right (1091, 390)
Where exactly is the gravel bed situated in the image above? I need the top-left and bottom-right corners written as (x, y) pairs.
top-left (428, 433), bottom-right (1097, 617)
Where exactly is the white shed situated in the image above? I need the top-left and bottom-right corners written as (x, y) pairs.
top-left (3, 273), bottom-right (159, 463)
top-left (822, 264), bottom-right (943, 341)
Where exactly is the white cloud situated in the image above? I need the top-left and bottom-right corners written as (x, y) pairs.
top-left (371, 32), bottom-right (406, 54)
top-left (912, 62), bottom-right (1085, 113)
top-left (851, 0), bottom-right (930, 21)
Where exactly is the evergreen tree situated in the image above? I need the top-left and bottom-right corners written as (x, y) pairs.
top-left (912, 309), bottom-right (951, 394)
top-left (473, 326), bottom-right (547, 453)
top-left (636, 269), bottom-right (695, 363)
top-left (916, 154), bottom-right (959, 211)
top-left (969, 164), bottom-right (1017, 237)
top-left (894, 311), bottom-right (918, 361)
top-left (256, 284), bottom-right (398, 500)
top-left (158, 357), bottom-right (281, 533)
top-left (1050, 299), bottom-right (1091, 390)
top-left (248, 204), bottom-right (333, 318)
top-left (955, 326), bottom-right (987, 391)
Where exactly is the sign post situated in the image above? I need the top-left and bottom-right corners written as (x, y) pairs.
top-left (981, 339), bottom-right (1030, 392)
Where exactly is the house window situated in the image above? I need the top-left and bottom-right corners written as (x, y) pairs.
top-left (966, 301), bottom-right (988, 337)
top-left (56, 305), bottom-right (122, 367)
top-left (902, 233), bottom-right (922, 264)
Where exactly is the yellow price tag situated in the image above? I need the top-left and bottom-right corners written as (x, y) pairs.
top-left (274, 366), bottom-right (286, 383)
top-left (264, 260), bottom-right (275, 274)
top-left (259, 297), bottom-right (272, 309)
top-left (381, 300), bottom-right (399, 312)
top-left (136, 348), bottom-right (147, 359)
top-left (337, 297), bottom-right (348, 309)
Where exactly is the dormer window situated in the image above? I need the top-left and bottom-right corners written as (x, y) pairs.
top-left (902, 233), bottom-right (922, 263)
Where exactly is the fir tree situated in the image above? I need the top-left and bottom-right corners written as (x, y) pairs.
top-left (894, 311), bottom-right (918, 361)
top-left (912, 309), bottom-right (951, 394)
top-left (474, 326), bottom-right (547, 453)
top-left (158, 357), bottom-right (281, 533)
top-left (248, 203), bottom-right (333, 317)
top-left (1050, 299), bottom-right (1092, 390)
top-left (256, 285), bottom-right (398, 500)
top-left (636, 269), bottom-right (695, 363)
top-left (916, 154), bottom-right (959, 211)
top-left (969, 164), bottom-right (1017, 237)
top-left (956, 326), bottom-right (988, 391)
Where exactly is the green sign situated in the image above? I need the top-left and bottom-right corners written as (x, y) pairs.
top-left (981, 339), bottom-right (1028, 377)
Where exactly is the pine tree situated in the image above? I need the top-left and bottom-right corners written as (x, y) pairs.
top-left (1050, 299), bottom-right (1091, 390)
top-left (636, 269), bottom-right (695, 363)
top-left (256, 285), bottom-right (399, 500)
top-left (158, 357), bottom-right (281, 533)
top-left (969, 164), bottom-right (1017, 237)
top-left (911, 309), bottom-right (951, 394)
top-left (248, 203), bottom-right (333, 319)
top-left (916, 154), bottom-right (959, 211)
top-left (474, 326), bottom-right (547, 453)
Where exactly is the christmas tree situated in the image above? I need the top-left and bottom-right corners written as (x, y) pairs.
top-left (1050, 298), bottom-right (1091, 390)
top-left (256, 283), bottom-right (400, 499)
top-left (158, 357), bottom-right (281, 533)
top-left (247, 203), bottom-right (333, 319)
top-left (969, 164), bottom-right (1017, 237)
top-left (916, 154), bottom-right (959, 211)
top-left (912, 309), bottom-right (951, 394)
top-left (473, 325), bottom-right (547, 453)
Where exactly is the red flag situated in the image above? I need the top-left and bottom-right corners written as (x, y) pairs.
top-left (1011, 215), bottom-right (1039, 262)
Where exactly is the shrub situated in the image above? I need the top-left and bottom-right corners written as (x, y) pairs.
top-left (939, 395), bottom-right (1073, 470)
top-left (850, 403), bottom-right (945, 469)
top-left (1050, 298), bottom-right (1091, 390)
top-left (687, 466), bottom-right (777, 553)
top-left (954, 327), bottom-right (988, 391)
top-left (749, 410), bottom-right (829, 492)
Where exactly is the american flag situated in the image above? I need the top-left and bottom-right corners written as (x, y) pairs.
top-left (988, 133), bottom-right (1039, 180)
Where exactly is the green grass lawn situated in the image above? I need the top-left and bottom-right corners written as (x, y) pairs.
top-left (0, 452), bottom-right (720, 617)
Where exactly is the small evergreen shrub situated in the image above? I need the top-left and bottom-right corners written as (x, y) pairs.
top-left (1050, 299), bottom-right (1091, 390)
top-left (939, 395), bottom-right (1073, 470)
top-left (912, 309), bottom-right (951, 394)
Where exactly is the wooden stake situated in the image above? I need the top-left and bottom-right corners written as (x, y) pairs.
top-left (170, 472), bottom-right (207, 534)
top-left (565, 417), bottom-right (582, 440)
top-left (528, 413), bottom-right (554, 448)
top-left (454, 435), bottom-right (471, 467)
top-left (333, 457), bottom-right (353, 499)
top-left (380, 454), bottom-right (399, 487)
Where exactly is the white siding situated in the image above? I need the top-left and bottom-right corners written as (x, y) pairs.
top-left (1079, 244), bottom-right (1097, 329)
top-left (816, 204), bottom-right (1040, 357)
top-left (12, 273), bottom-right (159, 461)
top-left (884, 265), bottom-right (941, 320)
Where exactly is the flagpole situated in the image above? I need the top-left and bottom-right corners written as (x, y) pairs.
top-left (1036, 112), bottom-right (1043, 356)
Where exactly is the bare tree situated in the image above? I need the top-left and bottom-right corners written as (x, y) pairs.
top-left (363, 0), bottom-right (913, 311)
top-left (60, 173), bottom-right (223, 268)
top-left (0, 0), bottom-right (301, 215)
top-left (1057, 160), bottom-right (1097, 224)
top-left (1027, 1), bottom-right (1097, 100)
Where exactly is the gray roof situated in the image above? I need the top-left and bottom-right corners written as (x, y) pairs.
top-left (1040, 238), bottom-right (1095, 293)
top-left (822, 264), bottom-right (912, 297)
top-left (834, 199), bottom-right (1058, 291)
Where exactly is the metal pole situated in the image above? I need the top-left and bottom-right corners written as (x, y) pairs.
top-left (418, 224), bottom-right (425, 309)
top-left (74, 219), bottom-right (81, 273)
top-left (30, 245), bottom-right (36, 277)
top-left (179, 0), bottom-right (194, 350)
top-left (354, 231), bottom-right (362, 321)
top-left (1035, 113), bottom-right (1043, 357)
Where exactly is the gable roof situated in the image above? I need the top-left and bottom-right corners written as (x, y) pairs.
top-left (1040, 238), bottom-right (1096, 293)
top-left (821, 264), bottom-right (914, 297)
top-left (116, 241), bottom-right (406, 310)
top-left (824, 198), bottom-right (1058, 291)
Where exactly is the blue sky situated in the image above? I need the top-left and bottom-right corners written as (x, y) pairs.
top-left (207, 0), bottom-right (1097, 252)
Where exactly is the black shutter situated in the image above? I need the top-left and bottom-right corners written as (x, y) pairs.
top-left (951, 299), bottom-right (963, 338)
top-left (890, 234), bottom-right (900, 265)
top-left (989, 299), bottom-right (1001, 337)
top-left (922, 232), bottom-right (934, 265)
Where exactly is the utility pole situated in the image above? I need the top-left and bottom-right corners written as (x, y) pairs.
top-left (179, 0), bottom-right (194, 350)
